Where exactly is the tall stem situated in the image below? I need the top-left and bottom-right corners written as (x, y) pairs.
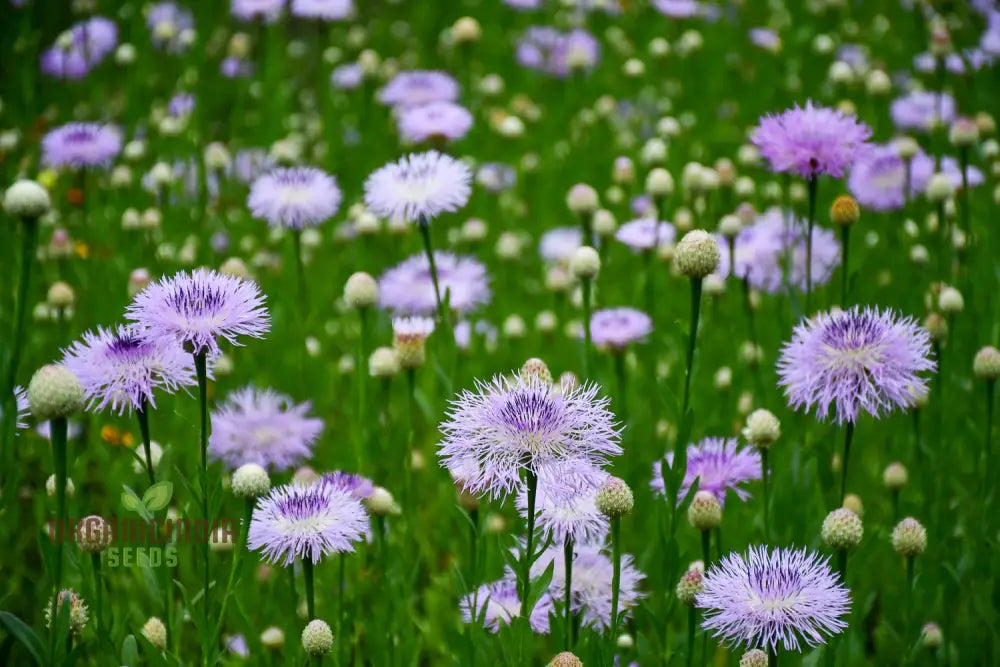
top-left (194, 351), bottom-right (211, 644)
top-left (682, 278), bottom-right (703, 417)
top-left (761, 448), bottom-right (770, 542)
top-left (418, 220), bottom-right (445, 323)
top-left (700, 529), bottom-right (711, 570)
top-left (685, 606), bottom-right (695, 667)
top-left (303, 558), bottom-right (315, 619)
top-left (356, 308), bottom-right (369, 471)
top-left (404, 369), bottom-right (416, 503)
top-left (563, 537), bottom-right (574, 650)
top-left (292, 229), bottom-right (307, 317)
top-left (840, 422), bottom-right (855, 505)
top-left (805, 175), bottom-right (818, 314)
top-left (839, 225), bottom-right (850, 306)
top-left (958, 147), bottom-right (970, 236)
top-left (581, 277), bottom-right (593, 379)
top-left (5, 217), bottom-right (38, 396)
top-left (519, 470), bottom-right (538, 623)
top-left (609, 517), bottom-right (621, 641)
top-left (613, 353), bottom-right (628, 428)
top-left (136, 400), bottom-right (154, 486)
top-left (49, 416), bottom-right (68, 653)
top-left (91, 553), bottom-right (103, 639)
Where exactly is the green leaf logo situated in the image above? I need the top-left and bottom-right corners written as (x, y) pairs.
top-left (121, 491), bottom-right (142, 513)
top-left (142, 482), bottom-right (173, 512)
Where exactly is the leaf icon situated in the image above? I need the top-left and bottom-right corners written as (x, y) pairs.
top-left (142, 482), bottom-right (173, 512)
top-left (121, 491), bottom-right (142, 513)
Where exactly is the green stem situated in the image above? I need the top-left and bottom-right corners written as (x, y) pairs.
top-left (581, 277), bottom-right (593, 379)
top-left (610, 517), bottom-right (621, 641)
top-left (958, 147), bottom-right (970, 235)
top-left (194, 351), bottom-right (211, 651)
top-left (840, 422), bottom-right (855, 505)
top-left (520, 470), bottom-right (538, 623)
top-left (761, 448), bottom-right (770, 542)
top-left (213, 499), bottom-right (254, 652)
top-left (292, 229), bottom-right (308, 318)
top-left (805, 175), bottom-right (818, 315)
top-left (563, 537), bottom-right (574, 650)
top-left (91, 553), bottom-right (103, 640)
top-left (840, 224), bottom-right (850, 306)
top-left (405, 369), bottom-right (416, 504)
top-left (49, 416), bottom-right (68, 654)
top-left (613, 353), bottom-right (628, 428)
top-left (356, 308), bottom-right (369, 471)
top-left (700, 529), bottom-right (711, 570)
top-left (303, 557), bottom-right (315, 619)
top-left (682, 278), bottom-right (703, 418)
top-left (644, 250), bottom-right (655, 315)
top-left (137, 400), bottom-right (154, 486)
top-left (686, 606), bottom-right (695, 667)
top-left (5, 217), bottom-right (38, 396)
top-left (418, 220), bottom-right (445, 323)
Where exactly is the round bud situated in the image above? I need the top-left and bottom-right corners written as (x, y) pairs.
top-left (566, 184), bottom-right (599, 215)
top-left (617, 633), bottom-right (634, 649)
top-left (646, 167), bottom-right (675, 197)
top-left (142, 616), bottom-right (167, 650)
top-left (47, 281), bottom-right (75, 309)
top-left (743, 409), bottom-right (781, 448)
top-left (830, 195), bottom-right (860, 226)
top-left (260, 626), bottom-right (285, 649)
top-left (842, 493), bottom-right (864, 517)
top-left (595, 476), bottom-right (634, 518)
top-left (975, 112), bottom-right (996, 137)
top-left (76, 515), bottom-right (112, 553)
top-left (4, 180), bottom-right (51, 219)
top-left (46, 475), bottom-right (75, 498)
top-left (938, 286), bottom-right (963, 314)
top-left (920, 622), bottom-right (943, 650)
top-left (674, 230), bottom-right (721, 278)
top-left (687, 490), bottom-right (722, 531)
top-left (865, 69), bottom-right (891, 95)
top-left (520, 358), bottom-right (553, 385)
top-left (891, 517), bottom-right (927, 556)
top-left (570, 246), bottom-right (601, 279)
top-left (949, 118), bottom-right (979, 148)
top-left (740, 649), bottom-right (769, 667)
top-left (45, 589), bottom-right (88, 634)
top-left (232, 463), bottom-right (271, 498)
top-left (821, 508), bottom-right (863, 550)
top-left (923, 313), bottom-right (947, 344)
top-left (593, 209), bottom-right (617, 237)
top-left (893, 136), bottom-right (919, 160)
top-left (714, 366), bottom-right (732, 390)
top-left (344, 272), bottom-right (378, 309)
top-left (301, 619), bottom-right (334, 655)
top-left (718, 214), bottom-right (741, 238)
top-left (368, 347), bottom-right (399, 378)
top-left (675, 568), bottom-right (703, 605)
top-left (973, 346), bottom-right (1000, 380)
top-left (882, 462), bottom-right (908, 490)
top-left (451, 16), bottom-right (481, 44)
top-left (27, 364), bottom-right (84, 421)
top-left (925, 174), bottom-right (954, 202)
top-left (364, 486), bottom-right (399, 516)
top-left (548, 652), bottom-right (583, 667)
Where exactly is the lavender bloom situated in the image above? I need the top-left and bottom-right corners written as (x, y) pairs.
top-left (126, 269), bottom-right (270, 357)
top-left (209, 386), bottom-right (322, 471)
top-left (615, 218), bottom-right (676, 251)
top-left (4, 386), bottom-right (29, 431)
top-left (847, 143), bottom-right (920, 211)
top-left (777, 306), bottom-right (935, 424)
top-left (749, 28), bottom-right (781, 52)
top-left (231, 148), bottom-right (276, 184)
top-left (248, 167), bottom-right (341, 229)
top-left (940, 156), bottom-right (985, 190)
top-left (40, 17), bottom-right (118, 79)
top-left (890, 91), bottom-right (956, 133)
top-left (61, 325), bottom-right (195, 415)
top-left (653, 0), bottom-right (705, 17)
top-left (752, 101), bottom-right (872, 178)
top-left (224, 634), bottom-right (249, 658)
top-left (504, 0), bottom-right (544, 10)
top-left (331, 63), bottom-right (363, 90)
top-left (539, 227), bottom-right (583, 263)
top-left (697, 545), bottom-right (850, 652)
top-left (42, 123), bottom-right (122, 169)
top-left (475, 163), bottom-right (517, 193)
top-left (517, 27), bottom-right (600, 76)
top-left (231, 0), bottom-right (283, 22)
top-left (291, 0), bottom-right (354, 20)
top-left (248, 482), bottom-right (367, 565)
top-left (515, 461), bottom-right (609, 545)
top-left (438, 374), bottom-right (621, 500)
top-left (378, 70), bottom-right (459, 108)
top-left (397, 102), bottom-right (474, 144)
top-left (146, 2), bottom-right (194, 52)
top-left (460, 579), bottom-right (552, 633)
top-left (167, 93), bottom-right (195, 118)
top-left (364, 151), bottom-right (471, 223)
top-left (651, 437), bottom-right (761, 505)
top-left (378, 252), bottom-right (490, 315)
top-left (220, 57), bottom-right (254, 78)
top-left (319, 472), bottom-right (374, 500)
top-left (589, 308), bottom-right (653, 350)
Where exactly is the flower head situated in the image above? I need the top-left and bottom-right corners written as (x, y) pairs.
top-left (752, 101), bottom-right (872, 178)
top-left (42, 123), bottom-right (122, 169)
top-left (379, 252), bottom-right (490, 315)
top-left (890, 91), bottom-right (956, 133)
top-left (460, 579), bottom-right (552, 633)
top-left (516, 461), bottom-right (609, 544)
top-left (364, 151), bottom-right (471, 223)
top-left (319, 471), bottom-right (375, 500)
top-left (291, 0), bottom-right (354, 20)
top-left (777, 306), bottom-right (935, 423)
top-left (589, 308), bottom-right (653, 351)
top-left (231, 0), bottom-right (283, 22)
top-left (61, 325), bottom-right (195, 415)
top-left (147, 3), bottom-right (195, 52)
top-left (248, 482), bottom-right (367, 565)
top-left (398, 102), bottom-right (474, 143)
top-left (615, 218), bottom-right (676, 251)
top-left (248, 167), bottom-right (342, 229)
top-left (209, 386), bottom-right (323, 471)
top-left (126, 269), bottom-right (270, 357)
top-left (697, 545), bottom-right (850, 652)
top-left (652, 437), bottom-right (761, 505)
top-left (438, 374), bottom-right (621, 500)
top-left (40, 17), bottom-right (118, 79)
top-left (378, 70), bottom-right (459, 108)
top-left (848, 143), bottom-right (924, 211)
top-left (540, 227), bottom-right (584, 264)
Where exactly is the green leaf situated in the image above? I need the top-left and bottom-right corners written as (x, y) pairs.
top-left (121, 488), bottom-right (143, 513)
top-left (142, 481), bottom-right (174, 512)
top-left (121, 634), bottom-right (139, 666)
top-left (0, 611), bottom-right (46, 666)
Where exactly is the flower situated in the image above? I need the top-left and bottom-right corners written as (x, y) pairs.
top-left (364, 151), bottom-right (471, 223)
top-left (248, 482), bottom-right (367, 565)
top-left (126, 268), bottom-right (270, 357)
top-left (5, 386), bottom-right (30, 431)
top-left (696, 545), bottom-right (850, 652)
top-left (378, 70), bottom-right (459, 108)
top-left (61, 325), bottom-right (195, 415)
top-left (40, 17), bottom-right (118, 79)
top-left (248, 167), bottom-right (342, 229)
top-left (397, 102), bottom-right (474, 143)
top-left (777, 306), bottom-right (935, 423)
top-left (516, 461), bottom-right (609, 544)
top-left (291, 0), bottom-right (354, 20)
top-left (438, 374), bottom-right (621, 500)
top-left (147, 2), bottom-right (195, 52)
top-left (319, 471), bottom-right (375, 500)
top-left (209, 386), bottom-right (323, 471)
top-left (890, 91), bottom-right (956, 133)
top-left (847, 143), bottom-right (925, 211)
top-left (652, 437), bottom-right (761, 505)
top-left (460, 579), bottom-right (552, 633)
top-left (516, 27), bottom-right (600, 76)
top-left (42, 123), bottom-right (122, 169)
top-left (378, 252), bottom-right (490, 315)
top-left (751, 101), bottom-right (872, 178)
top-left (615, 218), bottom-right (676, 251)
top-left (540, 227), bottom-right (584, 263)
top-left (589, 308), bottom-right (653, 350)
top-left (231, 0), bottom-right (283, 23)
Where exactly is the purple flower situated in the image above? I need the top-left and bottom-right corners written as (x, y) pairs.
top-left (209, 386), bottom-right (323, 471)
top-left (589, 308), bottom-right (653, 350)
top-left (248, 482), bottom-right (367, 565)
top-left (476, 163), bottom-right (517, 193)
top-left (460, 579), bottom-right (552, 633)
top-left (231, 0), bottom-right (283, 22)
top-left (40, 17), bottom-right (118, 79)
top-left (248, 167), bottom-right (342, 229)
top-left (777, 306), bottom-right (935, 424)
top-left (331, 63), bottom-right (363, 90)
top-left (504, 0), bottom-right (543, 10)
top-left (515, 461), bottom-right (609, 545)
top-left (61, 325), bottom-right (195, 415)
top-left (751, 101), bottom-right (872, 178)
top-left (517, 27), bottom-right (600, 76)
top-left (224, 634), bottom-right (249, 657)
top-left (940, 156), bottom-right (985, 190)
top-left (397, 102), bottom-right (473, 144)
top-left (652, 437), bottom-right (761, 505)
top-left (147, 2), bottom-right (194, 52)
top-left (220, 57), bottom-right (254, 78)
top-left (539, 227), bottom-right (583, 263)
top-left (749, 28), bottom-right (781, 52)
top-left (126, 269), bottom-right (270, 357)
top-left (319, 471), bottom-right (374, 500)
top-left (890, 91), bottom-right (956, 133)
top-left (378, 251), bottom-right (490, 315)
top-left (438, 374), bottom-right (621, 500)
top-left (653, 0), bottom-right (704, 18)
top-left (847, 143), bottom-right (919, 211)
top-left (697, 545), bottom-right (850, 652)
top-left (167, 93), bottom-right (195, 118)
top-left (364, 151), bottom-right (472, 223)
top-left (4, 386), bottom-right (29, 431)
top-left (231, 148), bottom-right (276, 184)
top-left (615, 218), bottom-right (676, 251)
top-left (378, 70), bottom-right (459, 108)
top-left (42, 123), bottom-right (122, 169)
top-left (291, 0), bottom-right (354, 20)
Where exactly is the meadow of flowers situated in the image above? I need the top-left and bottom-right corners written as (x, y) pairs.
top-left (1, 0), bottom-right (999, 665)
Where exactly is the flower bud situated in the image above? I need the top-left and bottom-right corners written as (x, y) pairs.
top-left (925, 174), bottom-right (954, 202)
top-left (645, 167), bottom-right (674, 197)
top-left (821, 508), bottom-right (863, 550)
top-left (830, 195), bottom-right (860, 227)
top-left (882, 462), bottom-right (908, 491)
top-left (364, 486), bottom-right (400, 516)
top-left (920, 622), bottom-right (943, 650)
top-left (344, 272), bottom-right (378, 309)
top-left (451, 16), bottom-right (481, 44)
top-left (28, 364), bottom-right (84, 421)
top-left (740, 649), bottom-right (769, 667)
top-left (369, 347), bottom-right (398, 378)
top-left (520, 358), bottom-right (553, 384)
top-left (45, 590), bottom-right (88, 634)
top-left (595, 476), bottom-right (633, 518)
top-left (743, 409), bottom-right (780, 448)
top-left (687, 490), bottom-right (721, 530)
top-left (675, 568), bottom-right (703, 605)
top-left (301, 619), bottom-right (333, 655)
top-left (891, 517), bottom-right (927, 556)
top-left (142, 617), bottom-right (167, 650)
top-left (548, 652), bottom-right (583, 667)
top-left (973, 346), bottom-right (1000, 380)
top-left (566, 184), bottom-right (599, 215)
top-left (949, 118), bottom-right (979, 148)
top-left (674, 230), bottom-right (721, 278)
top-left (47, 281), bottom-right (75, 310)
top-left (76, 515), bottom-right (112, 553)
top-left (261, 625), bottom-right (285, 649)
top-left (232, 463), bottom-right (271, 498)
top-left (569, 246), bottom-right (601, 279)
top-left (937, 286), bottom-right (963, 314)
top-left (4, 180), bottom-right (51, 219)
